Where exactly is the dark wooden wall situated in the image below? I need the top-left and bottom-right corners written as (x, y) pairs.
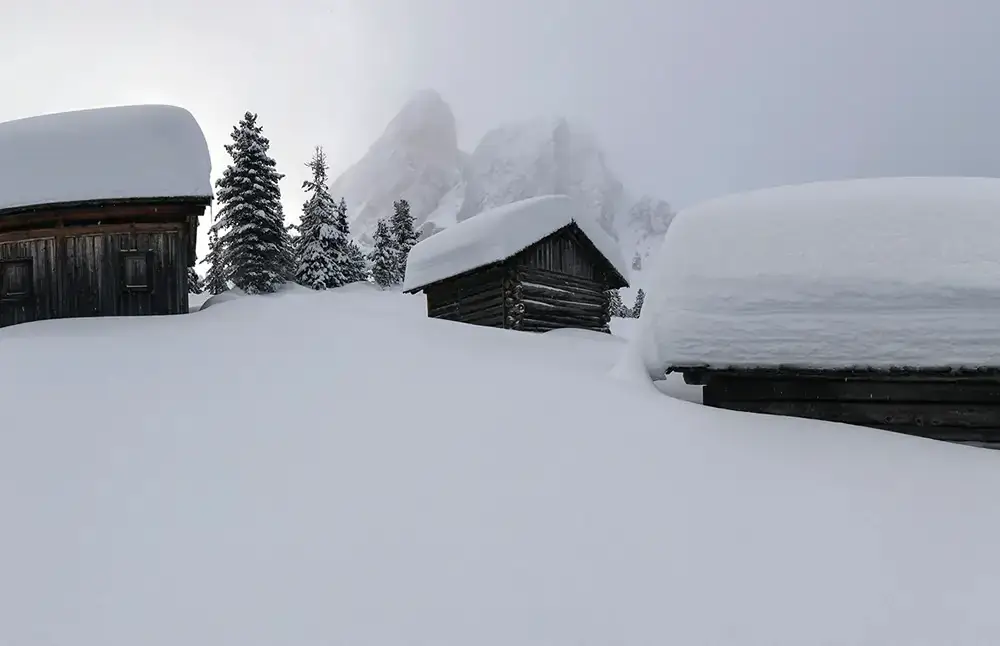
top-left (424, 265), bottom-right (506, 327)
top-left (420, 224), bottom-right (623, 333)
top-left (516, 225), bottom-right (604, 281)
top-left (513, 226), bottom-right (612, 333)
top-left (0, 200), bottom-right (203, 329)
top-left (697, 369), bottom-right (1000, 447)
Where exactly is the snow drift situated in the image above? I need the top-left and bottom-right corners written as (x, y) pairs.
top-left (0, 104), bottom-right (213, 213)
top-left (2, 288), bottom-right (1000, 645)
top-left (636, 177), bottom-right (1000, 375)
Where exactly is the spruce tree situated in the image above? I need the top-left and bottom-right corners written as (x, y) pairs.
top-left (203, 226), bottom-right (229, 295)
top-left (212, 111), bottom-right (290, 295)
top-left (344, 240), bottom-right (369, 283)
top-left (390, 198), bottom-right (418, 284)
top-left (632, 252), bottom-right (642, 271)
top-left (187, 267), bottom-right (204, 294)
top-left (632, 288), bottom-right (646, 318)
top-left (324, 197), bottom-right (352, 287)
top-left (295, 147), bottom-right (340, 290)
top-left (370, 218), bottom-right (396, 289)
top-left (276, 203), bottom-right (296, 283)
top-left (607, 289), bottom-right (626, 318)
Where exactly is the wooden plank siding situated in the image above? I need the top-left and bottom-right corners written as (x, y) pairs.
top-left (694, 369), bottom-right (1000, 447)
top-left (513, 226), bottom-right (612, 333)
top-left (0, 236), bottom-right (58, 328)
top-left (0, 222), bottom-right (191, 328)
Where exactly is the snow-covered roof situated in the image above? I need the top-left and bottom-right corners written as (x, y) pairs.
top-left (634, 177), bottom-right (1000, 374)
top-left (402, 195), bottom-right (629, 292)
top-left (0, 104), bottom-right (213, 214)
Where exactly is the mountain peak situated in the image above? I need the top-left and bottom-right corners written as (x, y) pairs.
top-left (330, 89), bottom-right (463, 247)
top-left (381, 89), bottom-right (457, 149)
top-left (331, 90), bottom-right (673, 266)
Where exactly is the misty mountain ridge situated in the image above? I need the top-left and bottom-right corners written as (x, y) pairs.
top-left (330, 89), bottom-right (674, 269)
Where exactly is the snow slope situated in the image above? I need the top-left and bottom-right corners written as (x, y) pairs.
top-left (637, 177), bottom-right (1000, 373)
top-left (0, 104), bottom-right (212, 213)
top-left (4, 286), bottom-right (1000, 645)
top-left (332, 90), bottom-right (673, 266)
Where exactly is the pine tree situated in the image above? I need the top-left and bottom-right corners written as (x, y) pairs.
top-left (370, 218), bottom-right (396, 288)
top-left (203, 226), bottom-right (229, 295)
top-left (344, 240), bottom-right (369, 283)
top-left (324, 197), bottom-right (353, 287)
top-left (632, 252), bottom-right (642, 271)
top-left (632, 288), bottom-right (646, 318)
top-left (212, 111), bottom-right (290, 295)
top-left (295, 147), bottom-right (340, 290)
top-left (276, 203), bottom-right (296, 283)
top-left (607, 289), bottom-right (626, 317)
top-left (390, 198), bottom-right (418, 284)
top-left (187, 267), bottom-right (204, 294)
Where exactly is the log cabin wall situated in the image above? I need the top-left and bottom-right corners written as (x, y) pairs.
top-left (423, 265), bottom-right (507, 328)
top-left (0, 201), bottom-right (203, 329)
top-left (696, 369), bottom-right (1000, 448)
top-left (513, 226), bottom-right (612, 333)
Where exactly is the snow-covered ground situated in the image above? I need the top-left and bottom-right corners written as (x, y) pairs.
top-left (3, 286), bottom-right (1000, 645)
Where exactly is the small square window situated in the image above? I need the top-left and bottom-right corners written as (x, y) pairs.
top-left (121, 251), bottom-right (152, 292)
top-left (0, 259), bottom-right (33, 301)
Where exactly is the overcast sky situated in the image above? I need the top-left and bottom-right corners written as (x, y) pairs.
top-left (3, 0), bottom-right (999, 241)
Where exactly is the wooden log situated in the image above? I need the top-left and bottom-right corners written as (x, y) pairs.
top-left (428, 277), bottom-right (503, 302)
top-left (457, 303), bottom-right (505, 324)
top-left (433, 266), bottom-right (504, 290)
top-left (523, 298), bottom-right (604, 317)
top-left (709, 376), bottom-right (1000, 404)
top-left (521, 313), bottom-right (607, 329)
top-left (523, 311), bottom-right (606, 328)
top-left (869, 424), bottom-right (998, 443)
top-left (517, 267), bottom-right (605, 293)
top-left (681, 365), bottom-right (1000, 380)
top-left (521, 282), bottom-right (606, 307)
top-left (456, 287), bottom-right (504, 310)
top-left (428, 302), bottom-right (460, 318)
top-left (719, 399), bottom-right (1000, 430)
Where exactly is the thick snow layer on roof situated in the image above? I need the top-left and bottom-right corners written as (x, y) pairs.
top-left (635, 177), bottom-right (1000, 374)
top-left (0, 104), bottom-right (212, 213)
top-left (402, 194), bottom-right (629, 291)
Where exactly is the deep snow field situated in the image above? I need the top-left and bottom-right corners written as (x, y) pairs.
top-left (3, 284), bottom-right (1000, 646)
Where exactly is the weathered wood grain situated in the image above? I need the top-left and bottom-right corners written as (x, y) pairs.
top-left (694, 367), bottom-right (1000, 448)
top-left (0, 201), bottom-right (197, 328)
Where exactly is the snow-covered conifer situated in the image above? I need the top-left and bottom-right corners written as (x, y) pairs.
top-left (607, 289), bottom-right (626, 317)
top-left (390, 198), bottom-right (418, 284)
top-left (370, 218), bottom-right (396, 288)
top-left (632, 288), bottom-right (645, 318)
top-left (632, 252), bottom-right (642, 271)
top-left (212, 111), bottom-right (290, 294)
top-left (203, 226), bottom-right (229, 295)
top-left (295, 147), bottom-right (340, 289)
top-left (344, 240), bottom-right (369, 284)
top-left (187, 267), bottom-right (204, 294)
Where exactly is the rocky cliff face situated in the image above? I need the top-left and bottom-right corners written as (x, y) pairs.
top-left (331, 90), bottom-right (674, 270)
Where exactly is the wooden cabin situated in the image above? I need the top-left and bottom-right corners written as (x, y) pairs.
top-left (402, 195), bottom-right (629, 332)
top-left (0, 105), bottom-right (213, 328)
top-left (639, 177), bottom-right (1000, 448)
